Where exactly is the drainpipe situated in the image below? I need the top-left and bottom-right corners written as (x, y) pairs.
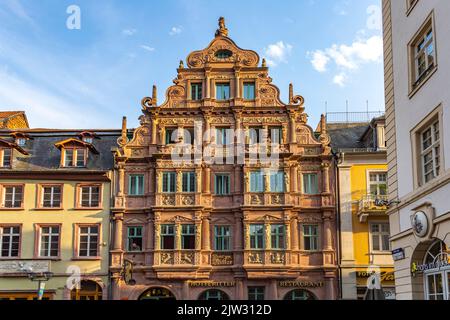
top-left (332, 150), bottom-right (344, 300)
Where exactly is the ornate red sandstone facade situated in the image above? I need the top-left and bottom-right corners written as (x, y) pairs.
top-left (110, 18), bottom-right (337, 300)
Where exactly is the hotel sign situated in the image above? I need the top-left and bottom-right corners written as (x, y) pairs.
top-left (411, 260), bottom-right (450, 274)
top-left (0, 260), bottom-right (50, 275)
top-left (278, 281), bottom-right (324, 288)
top-left (188, 281), bottom-right (236, 287)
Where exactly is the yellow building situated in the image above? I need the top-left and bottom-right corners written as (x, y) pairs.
top-left (0, 129), bottom-right (120, 300)
top-left (328, 114), bottom-right (396, 300)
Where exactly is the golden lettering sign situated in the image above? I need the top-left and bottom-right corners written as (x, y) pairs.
top-left (278, 281), bottom-right (324, 288)
top-left (356, 271), bottom-right (395, 282)
top-left (188, 281), bottom-right (235, 287)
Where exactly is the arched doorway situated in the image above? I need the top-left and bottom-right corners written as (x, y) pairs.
top-left (283, 289), bottom-right (317, 300)
top-left (198, 289), bottom-right (230, 300)
top-left (421, 240), bottom-right (450, 300)
top-left (139, 287), bottom-right (176, 301)
top-left (71, 280), bottom-right (103, 300)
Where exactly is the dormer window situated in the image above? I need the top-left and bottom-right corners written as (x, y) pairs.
top-left (79, 131), bottom-right (96, 144)
top-left (55, 138), bottom-right (98, 169)
top-left (16, 138), bottom-right (26, 146)
top-left (64, 148), bottom-right (87, 168)
top-left (0, 148), bottom-right (12, 168)
top-left (82, 137), bottom-right (93, 144)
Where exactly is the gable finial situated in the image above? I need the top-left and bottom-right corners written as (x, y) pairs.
top-left (215, 17), bottom-right (229, 37)
top-left (262, 58), bottom-right (267, 68)
top-left (152, 85), bottom-right (158, 106)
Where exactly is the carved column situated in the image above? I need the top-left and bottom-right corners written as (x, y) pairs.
top-left (118, 167), bottom-right (125, 197)
top-left (149, 167), bottom-right (155, 194)
top-left (205, 70), bottom-right (211, 99)
top-left (264, 221), bottom-right (271, 250)
top-left (154, 220), bottom-right (161, 251)
top-left (204, 117), bottom-right (211, 144)
top-left (113, 213), bottom-right (124, 250)
top-left (176, 170), bottom-right (182, 193)
top-left (243, 168), bottom-right (250, 193)
top-left (175, 222), bottom-right (182, 250)
top-left (234, 165), bottom-right (242, 193)
top-left (282, 125), bottom-right (287, 144)
top-left (289, 114), bottom-right (296, 144)
top-left (235, 72), bottom-right (241, 98)
top-left (234, 213), bottom-right (243, 265)
top-left (195, 168), bottom-right (202, 194)
top-left (284, 168), bottom-right (290, 193)
top-left (322, 163), bottom-right (330, 194)
top-left (264, 173), bottom-right (270, 193)
top-left (291, 217), bottom-right (299, 250)
top-left (202, 216), bottom-right (210, 251)
top-left (151, 119), bottom-right (157, 145)
top-left (156, 170), bottom-right (162, 193)
top-left (146, 214), bottom-right (154, 250)
top-left (204, 166), bottom-right (211, 193)
top-left (284, 219), bottom-right (291, 250)
top-left (244, 222), bottom-right (250, 250)
top-left (323, 214), bottom-right (333, 251)
top-left (196, 219), bottom-right (202, 253)
top-left (291, 165), bottom-right (298, 193)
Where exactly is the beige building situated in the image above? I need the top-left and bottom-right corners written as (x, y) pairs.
top-left (0, 129), bottom-right (119, 300)
top-left (383, 0), bottom-right (450, 300)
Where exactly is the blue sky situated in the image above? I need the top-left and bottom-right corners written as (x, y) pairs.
top-left (0, 0), bottom-right (384, 129)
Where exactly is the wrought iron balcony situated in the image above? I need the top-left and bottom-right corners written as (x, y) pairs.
top-left (357, 194), bottom-right (388, 222)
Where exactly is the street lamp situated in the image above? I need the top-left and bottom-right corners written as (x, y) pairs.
top-left (27, 272), bottom-right (54, 300)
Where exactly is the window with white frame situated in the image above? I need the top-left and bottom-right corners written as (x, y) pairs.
top-left (78, 225), bottom-right (99, 257)
top-left (369, 172), bottom-right (387, 196)
top-left (79, 185), bottom-right (100, 208)
top-left (39, 226), bottom-right (60, 258)
top-left (410, 17), bottom-right (436, 89)
top-left (162, 172), bottom-right (176, 193)
top-left (214, 226), bottom-right (231, 251)
top-left (0, 148), bottom-right (12, 168)
top-left (215, 174), bottom-right (230, 195)
top-left (41, 185), bottom-right (62, 208)
top-left (248, 127), bottom-right (263, 145)
top-left (269, 127), bottom-right (282, 144)
top-left (63, 148), bottom-right (87, 167)
top-left (421, 120), bottom-right (440, 184)
top-left (303, 225), bottom-right (319, 251)
top-left (370, 223), bottom-right (390, 252)
top-left (248, 287), bottom-right (265, 300)
top-left (2, 185), bottom-right (23, 208)
top-left (129, 174), bottom-right (144, 196)
top-left (0, 226), bottom-right (20, 257)
top-left (182, 172), bottom-right (196, 193)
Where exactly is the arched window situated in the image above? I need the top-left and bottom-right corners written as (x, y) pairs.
top-left (139, 287), bottom-right (176, 301)
top-left (71, 280), bottom-right (102, 300)
top-left (198, 289), bottom-right (230, 301)
top-left (422, 240), bottom-right (450, 300)
top-left (283, 289), bottom-right (316, 301)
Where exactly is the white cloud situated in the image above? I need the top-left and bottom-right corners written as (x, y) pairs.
top-left (140, 45), bottom-right (155, 52)
top-left (122, 28), bottom-right (137, 36)
top-left (309, 35), bottom-right (383, 86)
top-left (333, 73), bottom-right (347, 87)
top-left (169, 26), bottom-right (182, 36)
top-left (310, 50), bottom-right (330, 72)
top-left (264, 41), bottom-right (293, 67)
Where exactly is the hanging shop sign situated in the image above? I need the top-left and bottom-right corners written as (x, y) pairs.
top-left (278, 281), bottom-right (324, 288)
top-left (188, 281), bottom-right (235, 287)
top-left (356, 271), bottom-right (395, 282)
top-left (411, 211), bottom-right (428, 238)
